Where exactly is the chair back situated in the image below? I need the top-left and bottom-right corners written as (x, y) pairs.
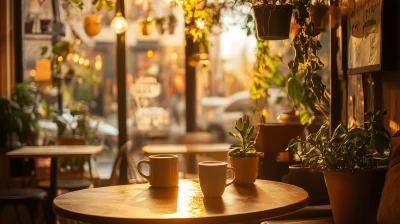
top-left (377, 130), bottom-right (400, 224)
top-left (109, 141), bottom-right (147, 186)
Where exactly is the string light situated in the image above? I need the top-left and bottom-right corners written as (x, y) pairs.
top-left (110, 12), bottom-right (128, 34)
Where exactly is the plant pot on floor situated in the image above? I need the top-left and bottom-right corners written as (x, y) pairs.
top-left (230, 157), bottom-right (259, 184)
top-left (252, 4), bottom-right (293, 40)
top-left (324, 169), bottom-right (386, 224)
top-left (282, 165), bottom-right (329, 206)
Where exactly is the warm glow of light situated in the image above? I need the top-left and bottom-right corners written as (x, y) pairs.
top-left (171, 53), bottom-right (178, 60)
top-left (66, 53), bottom-right (73, 61)
top-left (84, 59), bottom-right (90, 66)
top-left (57, 56), bottom-right (63, 62)
top-left (147, 50), bottom-right (153, 58)
top-left (95, 55), bottom-right (102, 61)
top-left (110, 12), bottom-right (128, 34)
top-left (30, 70), bottom-right (37, 77)
top-left (196, 19), bottom-right (205, 29)
top-left (95, 61), bottom-right (103, 70)
top-left (73, 54), bottom-right (80, 62)
top-left (79, 57), bottom-right (84, 65)
top-left (147, 16), bottom-right (153, 22)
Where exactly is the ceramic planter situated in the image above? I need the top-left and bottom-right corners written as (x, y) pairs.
top-left (84, 15), bottom-right (101, 37)
top-left (140, 21), bottom-right (154, 36)
top-left (324, 169), bottom-right (386, 224)
top-left (252, 4), bottom-right (293, 40)
top-left (230, 156), bottom-right (259, 184)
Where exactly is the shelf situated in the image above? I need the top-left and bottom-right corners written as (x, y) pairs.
top-left (24, 33), bottom-right (52, 41)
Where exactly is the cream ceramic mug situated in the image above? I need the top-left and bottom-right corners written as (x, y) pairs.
top-left (198, 161), bottom-right (236, 197)
top-left (138, 154), bottom-right (179, 187)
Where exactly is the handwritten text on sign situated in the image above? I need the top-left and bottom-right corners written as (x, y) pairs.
top-left (348, 0), bottom-right (382, 71)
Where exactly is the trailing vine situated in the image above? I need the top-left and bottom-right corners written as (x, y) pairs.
top-left (235, 0), bottom-right (330, 125)
top-left (249, 40), bottom-right (284, 120)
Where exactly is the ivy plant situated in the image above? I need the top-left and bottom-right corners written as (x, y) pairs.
top-left (250, 40), bottom-right (284, 115)
top-left (286, 110), bottom-right (391, 171)
top-left (229, 116), bottom-right (264, 158)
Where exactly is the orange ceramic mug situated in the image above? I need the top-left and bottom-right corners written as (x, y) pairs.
top-left (137, 154), bottom-right (179, 187)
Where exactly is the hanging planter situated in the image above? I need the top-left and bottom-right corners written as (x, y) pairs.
top-left (84, 14), bottom-right (102, 37)
top-left (139, 18), bottom-right (154, 36)
top-left (155, 17), bottom-right (165, 35)
top-left (252, 4), bottom-right (293, 40)
top-left (168, 14), bottom-right (177, 35)
top-left (310, 3), bottom-right (330, 31)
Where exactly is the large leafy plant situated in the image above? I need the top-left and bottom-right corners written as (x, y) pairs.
top-left (287, 111), bottom-right (391, 171)
top-left (229, 116), bottom-right (264, 158)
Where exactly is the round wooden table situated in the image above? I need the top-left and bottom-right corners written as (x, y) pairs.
top-left (53, 179), bottom-right (309, 224)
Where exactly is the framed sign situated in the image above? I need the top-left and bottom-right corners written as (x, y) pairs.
top-left (347, 0), bottom-right (383, 74)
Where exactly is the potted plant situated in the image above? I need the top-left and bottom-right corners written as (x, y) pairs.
top-left (287, 110), bottom-right (391, 224)
top-left (310, 0), bottom-right (329, 31)
top-left (155, 17), bottom-right (166, 35)
top-left (228, 116), bottom-right (263, 184)
top-left (25, 14), bottom-right (34, 34)
top-left (168, 13), bottom-right (177, 34)
top-left (235, 0), bottom-right (294, 40)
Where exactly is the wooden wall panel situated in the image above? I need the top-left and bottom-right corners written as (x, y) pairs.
top-left (0, 0), bottom-right (12, 98)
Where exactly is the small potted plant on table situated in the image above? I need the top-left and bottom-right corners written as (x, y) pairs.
top-left (229, 116), bottom-right (263, 184)
top-left (287, 110), bottom-right (391, 224)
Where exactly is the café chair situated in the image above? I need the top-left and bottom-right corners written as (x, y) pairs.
top-left (0, 159), bottom-right (48, 224)
top-left (37, 136), bottom-right (93, 192)
top-left (109, 141), bottom-right (148, 186)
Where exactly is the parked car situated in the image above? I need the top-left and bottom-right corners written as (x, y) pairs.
top-left (197, 89), bottom-right (283, 142)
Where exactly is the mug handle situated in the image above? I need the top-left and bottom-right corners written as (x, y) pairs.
top-left (226, 167), bottom-right (236, 186)
top-left (137, 160), bottom-right (151, 180)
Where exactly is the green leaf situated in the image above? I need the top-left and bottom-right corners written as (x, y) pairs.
top-left (288, 77), bottom-right (302, 106)
top-left (300, 110), bottom-right (312, 125)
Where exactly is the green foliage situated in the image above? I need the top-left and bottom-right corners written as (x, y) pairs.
top-left (155, 17), bottom-right (166, 25)
top-left (0, 84), bottom-right (41, 151)
top-left (286, 111), bottom-right (391, 171)
top-left (229, 116), bottom-right (264, 158)
top-left (250, 41), bottom-right (284, 102)
top-left (92, 0), bottom-right (115, 11)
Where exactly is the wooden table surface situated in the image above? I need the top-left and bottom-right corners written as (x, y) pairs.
top-left (53, 179), bottom-right (309, 224)
top-left (142, 143), bottom-right (231, 154)
top-left (6, 145), bottom-right (103, 158)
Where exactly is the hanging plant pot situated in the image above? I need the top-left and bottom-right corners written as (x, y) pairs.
top-left (156, 24), bottom-right (165, 35)
top-left (252, 4), bottom-right (293, 40)
top-left (310, 4), bottom-right (330, 31)
top-left (168, 24), bottom-right (176, 35)
top-left (139, 20), bottom-right (154, 36)
top-left (84, 15), bottom-right (102, 37)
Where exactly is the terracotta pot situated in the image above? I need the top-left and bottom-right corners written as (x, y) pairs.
top-left (252, 4), bottom-right (293, 40)
top-left (255, 123), bottom-right (305, 153)
top-left (324, 169), bottom-right (386, 224)
top-left (230, 156), bottom-right (259, 184)
top-left (84, 15), bottom-right (101, 37)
